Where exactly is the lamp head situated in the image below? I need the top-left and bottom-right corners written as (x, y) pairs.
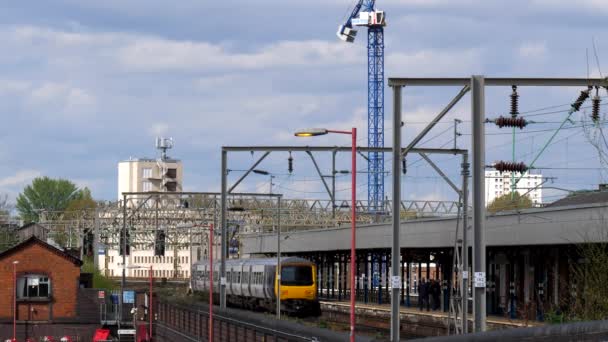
top-left (294, 128), bottom-right (328, 137)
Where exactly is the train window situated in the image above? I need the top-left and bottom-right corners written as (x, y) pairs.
top-left (281, 265), bottom-right (313, 286)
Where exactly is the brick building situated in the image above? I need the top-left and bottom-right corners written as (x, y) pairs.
top-left (0, 236), bottom-right (82, 321)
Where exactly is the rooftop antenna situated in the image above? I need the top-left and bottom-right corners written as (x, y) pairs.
top-left (155, 137), bottom-right (174, 161)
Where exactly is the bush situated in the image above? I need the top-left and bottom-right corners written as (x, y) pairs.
top-left (81, 258), bottom-right (117, 290)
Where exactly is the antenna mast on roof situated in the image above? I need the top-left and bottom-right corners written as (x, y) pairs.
top-left (155, 137), bottom-right (174, 161)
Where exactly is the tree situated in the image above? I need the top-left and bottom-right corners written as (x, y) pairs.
top-left (0, 193), bottom-right (17, 252)
top-left (16, 177), bottom-right (85, 223)
top-left (0, 193), bottom-right (10, 225)
top-left (487, 192), bottom-right (533, 214)
top-left (52, 187), bottom-right (97, 248)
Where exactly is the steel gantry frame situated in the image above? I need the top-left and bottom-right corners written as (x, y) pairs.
top-left (220, 145), bottom-right (467, 317)
top-left (388, 76), bottom-right (608, 339)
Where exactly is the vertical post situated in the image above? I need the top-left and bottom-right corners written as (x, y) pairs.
top-left (120, 193), bottom-right (127, 329)
top-left (220, 149), bottom-right (227, 309)
top-left (209, 223), bottom-right (214, 342)
top-left (277, 196), bottom-right (282, 319)
top-left (94, 207), bottom-right (100, 273)
top-left (13, 261), bottom-right (18, 342)
top-left (332, 150), bottom-right (337, 219)
top-left (350, 127), bottom-right (357, 342)
top-left (149, 264), bottom-right (153, 341)
top-left (471, 75), bottom-right (487, 332)
top-left (391, 84), bottom-right (402, 342)
top-left (461, 152), bottom-right (469, 334)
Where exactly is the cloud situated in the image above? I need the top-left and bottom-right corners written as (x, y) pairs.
top-left (531, 0), bottom-right (608, 13)
top-left (518, 41), bottom-right (547, 58)
top-left (26, 82), bottom-right (97, 118)
top-left (0, 170), bottom-right (42, 188)
top-left (115, 38), bottom-right (361, 72)
top-left (149, 122), bottom-right (170, 137)
top-left (387, 48), bottom-right (484, 76)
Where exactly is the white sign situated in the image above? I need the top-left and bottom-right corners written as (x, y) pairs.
top-left (462, 271), bottom-right (469, 279)
top-left (220, 277), bottom-right (226, 285)
top-left (474, 272), bottom-right (486, 288)
top-left (391, 276), bottom-right (401, 289)
top-left (30, 278), bottom-right (40, 286)
top-left (117, 329), bottom-right (135, 335)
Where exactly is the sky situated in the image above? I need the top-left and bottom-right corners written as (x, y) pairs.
top-left (1, 0), bottom-right (608, 206)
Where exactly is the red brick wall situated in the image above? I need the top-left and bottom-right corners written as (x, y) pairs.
top-left (0, 243), bottom-right (80, 320)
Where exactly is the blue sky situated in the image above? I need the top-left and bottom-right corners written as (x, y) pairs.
top-left (0, 0), bottom-right (607, 205)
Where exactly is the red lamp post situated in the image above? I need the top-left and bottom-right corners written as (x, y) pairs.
top-left (295, 127), bottom-right (357, 342)
top-left (209, 223), bottom-right (214, 342)
top-left (149, 264), bottom-right (153, 341)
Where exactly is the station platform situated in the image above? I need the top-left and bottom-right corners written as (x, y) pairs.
top-left (319, 300), bottom-right (542, 338)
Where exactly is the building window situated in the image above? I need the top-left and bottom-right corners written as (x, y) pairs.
top-left (143, 168), bottom-right (152, 178)
top-left (143, 181), bottom-right (152, 192)
top-left (17, 275), bottom-right (51, 299)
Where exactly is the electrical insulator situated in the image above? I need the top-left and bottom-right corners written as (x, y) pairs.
top-left (402, 158), bottom-right (406, 174)
top-left (591, 89), bottom-right (601, 124)
top-left (493, 161), bottom-right (528, 173)
top-left (571, 87), bottom-right (591, 112)
top-left (495, 116), bottom-right (528, 129)
top-left (510, 85), bottom-right (519, 118)
top-left (288, 152), bottom-right (293, 174)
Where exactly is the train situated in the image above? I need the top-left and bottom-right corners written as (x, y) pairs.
top-left (191, 256), bottom-right (321, 316)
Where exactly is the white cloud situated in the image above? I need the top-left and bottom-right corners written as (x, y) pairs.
top-left (387, 48), bottom-right (484, 76)
top-left (149, 122), bottom-right (170, 137)
top-left (26, 82), bottom-right (97, 118)
top-left (532, 0), bottom-right (608, 13)
top-left (116, 38), bottom-right (361, 72)
top-left (518, 41), bottom-right (547, 58)
top-left (0, 170), bottom-right (42, 188)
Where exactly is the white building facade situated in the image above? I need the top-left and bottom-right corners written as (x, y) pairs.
top-left (100, 247), bottom-right (195, 279)
top-left (117, 158), bottom-right (183, 201)
top-left (485, 171), bottom-right (543, 206)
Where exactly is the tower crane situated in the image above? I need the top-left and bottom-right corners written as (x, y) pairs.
top-left (337, 0), bottom-right (386, 211)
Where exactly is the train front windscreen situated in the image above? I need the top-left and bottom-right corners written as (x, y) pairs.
top-left (281, 265), bottom-right (313, 286)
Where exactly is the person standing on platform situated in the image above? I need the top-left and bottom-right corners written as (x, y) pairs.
top-left (418, 278), bottom-right (427, 311)
top-left (431, 279), bottom-right (441, 311)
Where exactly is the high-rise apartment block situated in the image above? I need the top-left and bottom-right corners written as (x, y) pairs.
top-left (117, 138), bottom-right (183, 200)
top-left (485, 171), bottom-right (543, 206)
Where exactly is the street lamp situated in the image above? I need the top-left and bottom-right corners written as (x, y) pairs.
top-left (12, 260), bottom-right (18, 342)
top-left (295, 127), bottom-right (357, 342)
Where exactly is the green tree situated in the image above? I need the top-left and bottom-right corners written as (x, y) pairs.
top-left (487, 192), bottom-right (533, 214)
top-left (16, 177), bottom-right (85, 223)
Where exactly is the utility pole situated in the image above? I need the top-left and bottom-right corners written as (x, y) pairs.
top-left (390, 84), bottom-right (402, 342)
top-left (471, 75), bottom-right (486, 332)
top-left (120, 193), bottom-right (127, 329)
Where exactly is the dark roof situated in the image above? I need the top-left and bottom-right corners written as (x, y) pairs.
top-left (17, 222), bottom-right (48, 231)
top-left (547, 191), bottom-right (608, 207)
top-left (0, 236), bottom-right (83, 266)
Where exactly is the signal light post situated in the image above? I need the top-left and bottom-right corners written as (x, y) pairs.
top-left (295, 127), bottom-right (357, 342)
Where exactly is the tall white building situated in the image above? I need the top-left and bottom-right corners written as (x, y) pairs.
top-left (102, 137), bottom-right (194, 279)
top-left (485, 171), bottom-right (543, 207)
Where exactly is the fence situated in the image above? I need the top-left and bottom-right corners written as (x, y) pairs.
top-left (155, 300), bottom-right (363, 342)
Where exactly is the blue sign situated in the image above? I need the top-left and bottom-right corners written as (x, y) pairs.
top-left (98, 248), bottom-right (105, 255)
top-left (123, 291), bottom-right (135, 304)
top-left (111, 294), bottom-right (119, 304)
